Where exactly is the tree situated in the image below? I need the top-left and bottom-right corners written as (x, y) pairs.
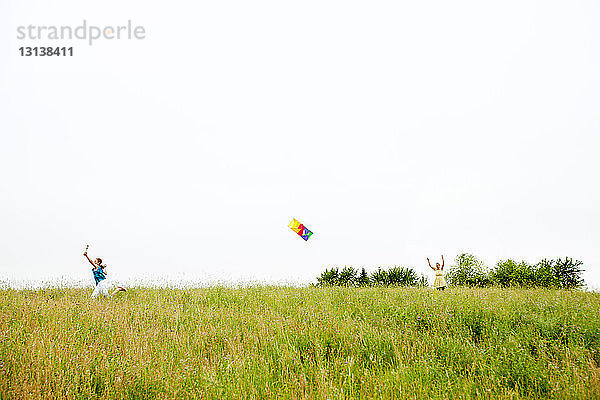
top-left (387, 266), bottom-right (418, 286)
top-left (534, 259), bottom-right (558, 288)
top-left (491, 259), bottom-right (536, 287)
top-left (547, 257), bottom-right (584, 289)
top-left (338, 266), bottom-right (358, 286)
top-left (317, 267), bottom-right (339, 286)
top-left (534, 258), bottom-right (585, 289)
top-left (446, 253), bottom-right (491, 287)
top-left (357, 268), bottom-right (370, 286)
top-left (371, 268), bottom-right (389, 286)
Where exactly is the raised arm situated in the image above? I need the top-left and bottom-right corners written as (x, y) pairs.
top-left (83, 252), bottom-right (95, 267)
top-left (441, 255), bottom-right (445, 270)
top-left (427, 257), bottom-right (435, 271)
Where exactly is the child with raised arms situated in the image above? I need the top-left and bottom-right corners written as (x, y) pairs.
top-left (83, 247), bottom-right (126, 298)
top-left (428, 255), bottom-right (446, 290)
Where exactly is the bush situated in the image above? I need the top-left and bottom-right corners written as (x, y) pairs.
top-left (489, 258), bottom-right (585, 289)
top-left (317, 266), bottom-right (423, 287)
top-left (316, 256), bottom-right (585, 289)
top-left (491, 260), bottom-right (537, 288)
top-left (387, 266), bottom-right (419, 286)
top-left (316, 267), bottom-right (358, 286)
top-left (370, 268), bottom-right (389, 286)
top-left (317, 267), bottom-right (339, 286)
top-left (536, 257), bottom-right (584, 289)
top-left (357, 268), bottom-right (370, 286)
top-left (446, 253), bottom-right (491, 287)
top-left (338, 267), bottom-right (358, 286)
top-left (534, 260), bottom-right (556, 288)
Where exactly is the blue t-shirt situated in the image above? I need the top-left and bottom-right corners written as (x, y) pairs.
top-left (92, 266), bottom-right (106, 285)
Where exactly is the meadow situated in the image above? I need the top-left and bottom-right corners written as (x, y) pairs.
top-left (1, 286), bottom-right (599, 399)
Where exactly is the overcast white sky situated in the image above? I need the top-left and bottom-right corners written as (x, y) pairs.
top-left (1, 0), bottom-right (599, 288)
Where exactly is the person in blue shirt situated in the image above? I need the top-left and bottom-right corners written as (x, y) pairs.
top-left (84, 250), bottom-right (126, 298)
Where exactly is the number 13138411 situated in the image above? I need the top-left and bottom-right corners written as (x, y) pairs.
top-left (19, 47), bottom-right (73, 56)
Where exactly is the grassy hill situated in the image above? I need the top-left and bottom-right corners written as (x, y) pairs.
top-left (1, 286), bottom-right (599, 399)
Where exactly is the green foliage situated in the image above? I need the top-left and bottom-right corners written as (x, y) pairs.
top-left (491, 259), bottom-right (537, 287)
top-left (536, 257), bottom-right (585, 289)
top-left (357, 268), bottom-right (370, 286)
top-left (452, 255), bottom-right (586, 289)
top-left (316, 267), bottom-right (339, 286)
top-left (318, 266), bottom-right (422, 287)
top-left (446, 253), bottom-right (491, 287)
top-left (317, 267), bottom-right (359, 286)
top-left (338, 266), bottom-right (358, 286)
top-left (534, 259), bottom-right (557, 288)
top-left (317, 255), bottom-right (585, 289)
top-left (387, 266), bottom-right (419, 286)
top-left (370, 268), bottom-right (389, 286)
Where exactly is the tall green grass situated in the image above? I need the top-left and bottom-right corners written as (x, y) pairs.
top-left (1, 287), bottom-right (599, 399)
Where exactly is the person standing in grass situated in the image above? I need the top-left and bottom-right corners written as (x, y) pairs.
top-left (83, 249), bottom-right (126, 298)
top-left (428, 255), bottom-right (446, 290)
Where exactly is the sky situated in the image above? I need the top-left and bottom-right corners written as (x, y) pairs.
top-left (1, 0), bottom-right (599, 288)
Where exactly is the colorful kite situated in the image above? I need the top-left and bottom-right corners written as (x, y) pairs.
top-left (288, 218), bottom-right (313, 241)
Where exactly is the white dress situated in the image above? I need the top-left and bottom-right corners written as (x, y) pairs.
top-left (434, 269), bottom-right (446, 289)
top-left (91, 279), bottom-right (111, 298)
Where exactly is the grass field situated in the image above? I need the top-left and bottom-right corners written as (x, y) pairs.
top-left (1, 286), bottom-right (599, 399)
